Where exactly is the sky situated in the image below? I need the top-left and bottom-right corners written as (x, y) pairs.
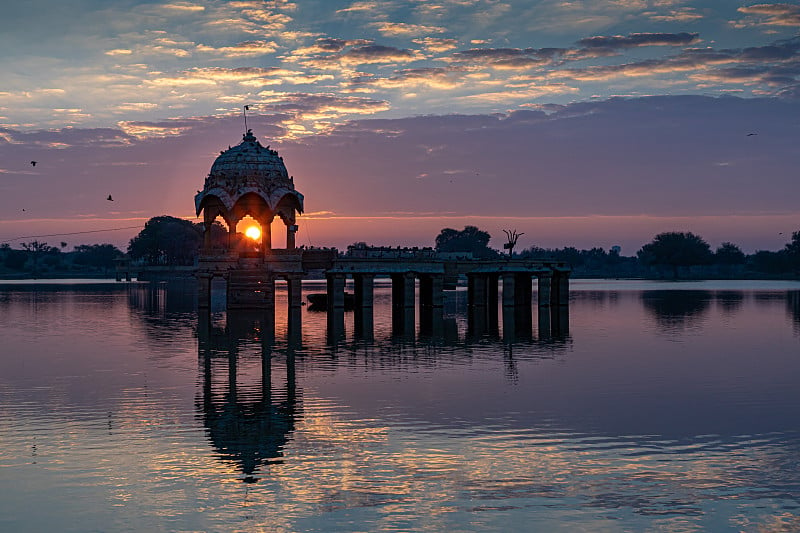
top-left (1, 0), bottom-right (799, 254)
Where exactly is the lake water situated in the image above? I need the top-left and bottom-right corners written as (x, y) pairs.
top-left (1, 279), bottom-right (799, 532)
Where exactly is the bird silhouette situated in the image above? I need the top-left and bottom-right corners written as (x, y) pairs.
top-left (107, 195), bottom-right (114, 201)
top-left (30, 161), bottom-right (37, 166)
top-left (746, 133), bottom-right (757, 136)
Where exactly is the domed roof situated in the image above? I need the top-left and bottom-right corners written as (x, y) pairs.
top-left (209, 129), bottom-right (290, 185)
top-left (195, 130), bottom-right (303, 216)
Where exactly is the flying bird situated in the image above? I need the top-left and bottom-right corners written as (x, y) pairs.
top-left (746, 133), bottom-right (758, 136)
top-left (107, 195), bottom-right (114, 201)
top-left (30, 161), bottom-right (37, 166)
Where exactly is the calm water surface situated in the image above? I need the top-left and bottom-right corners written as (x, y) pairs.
top-left (1, 279), bottom-right (799, 532)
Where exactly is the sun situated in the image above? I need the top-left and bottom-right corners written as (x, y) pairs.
top-left (245, 226), bottom-right (261, 240)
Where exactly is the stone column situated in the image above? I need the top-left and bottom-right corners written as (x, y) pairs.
top-left (556, 271), bottom-right (570, 306)
top-left (326, 273), bottom-right (346, 344)
top-left (203, 222), bottom-right (212, 250)
top-left (326, 273), bottom-right (346, 312)
top-left (516, 274), bottom-right (532, 308)
top-left (419, 274), bottom-right (444, 337)
top-left (537, 271), bottom-right (552, 308)
top-left (468, 273), bottom-right (487, 309)
top-left (354, 274), bottom-right (375, 339)
top-left (286, 224), bottom-right (298, 250)
top-left (467, 273), bottom-right (488, 337)
top-left (487, 273), bottom-right (499, 332)
top-left (354, 274), bottom-right (375, 309)
top-left (287, 275), bottom-right (303, 309)
top-left (391, 272), bottom-right (415, 337)
top-left (262, 218), bottom-right (272, 253)
top-left (502, 273), bottom-right (516, 308)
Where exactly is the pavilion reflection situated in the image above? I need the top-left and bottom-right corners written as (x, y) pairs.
top-left (196, 310), bottom-right (298, 482)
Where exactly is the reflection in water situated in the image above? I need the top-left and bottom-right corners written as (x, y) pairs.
top-left (641, 290), bottom-right (712, 333)
top-left (4, 280), bottom-right (800, 531)
top-left (197, 311), bottom-right (298, 481)
top-left (789, 291), bottom-right (800, 335)
top-left (715, 290), bottom-right (744, 314)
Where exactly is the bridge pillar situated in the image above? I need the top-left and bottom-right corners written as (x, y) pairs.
top-left (354, 274), bottom-right (375, 309)
top-left (326, 273), bottom-right (346, 311)
top-left (487, 273), bottom-right (499, 331)
top-left (391, 272), bottom-right (416, 336)
top-left (419, 274), bottom-right (444, 337)
top-left (502, 273), bottom-right (532, 341)
top-left (468, 273), bottom-right (499, 336)
top-left (537, 271), bottom-right (552, 308)
top-left (502, 273), bottom-right (516, 307)
top-left (286, 274), bottom-right (303, 340)
top-left (553, 271), bottom-right (570, 306)
top-left (287, 275), bottom-right (303, 309)
top-left (419, 274), bottom-right (444, 310)
top-left (326, 273), bottom-right (346, 343)
top-left (354, 274), bottom-right (375, 339)
top-left (468, 273), bottom-right (488, 309)
top-left (198, 273), bottom-right (212, 308)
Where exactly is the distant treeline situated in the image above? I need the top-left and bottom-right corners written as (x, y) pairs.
top-left (1, 218), bottom-right (799, 279)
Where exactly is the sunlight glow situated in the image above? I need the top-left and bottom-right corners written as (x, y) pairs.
top-left (245, 226), bottom-right (261, 240)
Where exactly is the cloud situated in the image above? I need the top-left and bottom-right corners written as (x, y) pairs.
top-left (340, 44), bottom-right (420, 64)
top-left (117, 120), bottom-right (195, 139)
top-left (737, 4), bottom-right (800, 27)
top-left (301, 44), bottom-right (422, 68)
top-left (646, 7), bottom-right (703, 22)
top-left (336, 1), bottom-right (384, 14)
top-left (549, 38), bottom-right (800, 86)
top-left (350, 67), bottom-right (469, 90)
top-left (105, 49), bottom-right (134, 56)
top-left (257, 92), bottom-right (390, 115)
top-left (458, 84), bottom-right (579, 103)
top-left (195, 40), bottom-right (278, 57)
top-left (159, 2), bottom-right (206, 12)
top-left (413, 37), bottom-right (459, 53)
top-left (448, 47), bottom-right (563, 69)
top-left (577, 32), bottom-right (700, 49)
top-left (371, 22), bottom-right (447, 37)
top-left (289, 38), bottom-right (372, 59)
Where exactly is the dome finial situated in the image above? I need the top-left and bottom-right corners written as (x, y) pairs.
top-left (243, 129), bottom-right (256, 142)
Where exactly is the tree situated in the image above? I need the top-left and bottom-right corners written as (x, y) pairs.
top-left (21, 240), bottom-right (58, 274)
top-left (2, 246), bottom-right (28, 270)
top-left (73, 244), bottom-right (124, 272)
top-left (748, 250), bottom-right (791, 274)
top-left (435, 226), bottom-right (497, 258)
top-left (637, 232), bottom-right (713, 278)
top-left (714, 242), bottom-right (745, 265)
top-left (128, 216), bottom-right (202, 265)
top-left (785, 230), bottom-right (800, 268)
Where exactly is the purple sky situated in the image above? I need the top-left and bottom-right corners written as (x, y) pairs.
top-left (1, 1), bottom-right (799, 254)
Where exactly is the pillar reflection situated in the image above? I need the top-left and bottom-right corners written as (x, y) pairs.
top-left (197, 310), bottom-right (298, 482)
